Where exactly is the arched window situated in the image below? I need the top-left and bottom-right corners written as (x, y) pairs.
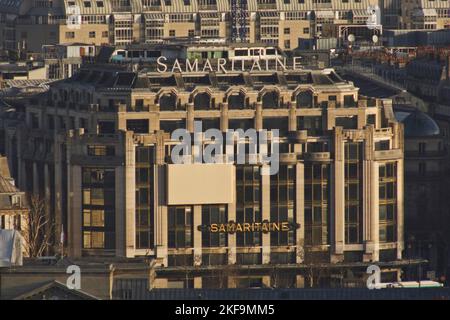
top-left (296, 91), bottom-right (313, 108)
top-left (194, 92), bottom-right (211, 110)
top-left (262, 91), bottom-right (279, 108)
top-left (228, 92), bottom-right (246, 109)
top-left (159, 93), bottom-right (177, 111)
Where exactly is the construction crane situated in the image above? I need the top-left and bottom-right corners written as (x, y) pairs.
top-left (230, 0), bottom-right (248, 42)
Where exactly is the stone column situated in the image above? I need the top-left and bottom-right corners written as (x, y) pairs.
top-left (289, 103), bottom-right (297, 132)
top-left (255, 102), bottom-right (263, 131)
top-left (221, 102), bottom-right (229, 132)
top-left (261, 165), bottom-right (270, 264)
top-left (32, 162), bottom-right (39, 195)
top-left (155, 164), bottom-right (168, 266)
top-left (193, 205), bottom-right (202, 266)
top-left (44, 163), bottom-right (52, 250)
top-left (396, 159), bottom-right (404, 260)
top-left (186, 103), bottom-right (194, 133)
top-left (69, 165), bottom-right (82, 257)
top-left (331, 128), bottom-right (345, 262)
top-left (371, 161), bottom-right (380, 261)
top-left (124, 132), bottom-right (136, 258)
top-left (296, 162), bottom-right (305, 263)
top-left (227, 201), bottom-right (237, 264)
top-left (115, 166), bottom-right (125, 257)
top-left (363, 127), bottom-right (379, 262)
top-left (18, 160), bottom-right (26, 195)
top-left (54, 144), bottom-right (63, 242)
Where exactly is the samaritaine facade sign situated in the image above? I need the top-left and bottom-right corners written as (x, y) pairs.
top-left (156, 56), bottom-right (308, 74)
top-left (198, 221), bottom-right (301, 234)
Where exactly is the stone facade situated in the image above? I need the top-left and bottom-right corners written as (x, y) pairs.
top-left (0, 51), bottom-right (409, 287)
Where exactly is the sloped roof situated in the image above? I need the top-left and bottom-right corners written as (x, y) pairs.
top-left (0, 175), bottom-right (19, 194)
top-left (14, 280), bottom-right (100, 300)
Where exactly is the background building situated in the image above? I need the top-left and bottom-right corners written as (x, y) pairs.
top-left (395, 108), bottom-right (449, 279)
top-left (0, 0), bottom-right (384, 53)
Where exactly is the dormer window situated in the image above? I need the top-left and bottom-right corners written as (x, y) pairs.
top-left (11, 195), bottom-right (20, 207)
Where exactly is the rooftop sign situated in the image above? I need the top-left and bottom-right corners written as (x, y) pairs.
top-left (156, 56), bottom-right (306, 74)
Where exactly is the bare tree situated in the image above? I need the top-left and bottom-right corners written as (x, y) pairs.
top-left (297, 243), bottom-right (330, 288)
top-left (22, 194), bottom-right (55, 257)
top-left (208, 250), bottom-right (238, 288)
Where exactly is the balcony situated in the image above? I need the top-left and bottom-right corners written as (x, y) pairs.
top-left (199, 5), bottom-right (217, 10)
top-left (112, 6), bottom-right (132, 12)
top-left (127, 104), bottom-right (150, 112)
top-left (279, 153), bottom-right (298, 164)
top-left (142, 5), bottom-right (162, 11)
top-left (312, 2), bottom-right (332, 8)
top-left (374, 149), bottom-right (403, 160)
top-left (258, 4), bottom-right (277, 9)
top-left (288, 130), bottom-right (308, 143)
top-left (303, 152), bottom-right (331, 162)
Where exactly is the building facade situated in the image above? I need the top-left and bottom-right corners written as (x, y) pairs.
top-left (0, 155), bottom-right (28, 232)
top-left (0, 48), bottom-right (410, 287)
top-left (0, 0), bottom-right (385, 53)
top-left (395, 108), bottom-right (450, 281)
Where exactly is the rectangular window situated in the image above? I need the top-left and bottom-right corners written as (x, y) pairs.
top-left (169, 30), bottom-right (175, 37)
top-left (344, 142), bottom-right (363, 244)
top-left (298, 116), bottom-right (322, 135)
top-left (418, 162), bottom-right (426, 176)
top-left (335, 116), bottom-right (357, 129)
top-left (82, 168), bottom-right (115, 250)
top-left (87, 145), bottom-right (115, 156)
top-left (83, 231), bottom-right (104, 249)
top-left (344, 95), bottom-right (356, 107)
top-left (66, 32), bottom-right (75, 39)
top-left (89, 31), bottom-right (96, 38)
top-left (284, 40), bottom-right (291, 49)
top-left (168, 206), bottom-right (193, 248)
top-left (135, 146), bottom-right (155, 249)
top-left (202, 205), bottom-right (228, 248)
top-left (236, 166), bottom-right (262, 247)
top-left (379, 162), bottom-right (397, 242)
top-left (126, 119), bottom-right (149, 134)
top-left (375, 140), bottom-right (390, 151)
top-left (270, 165), bottom-right (296, 247)
top-left (418, 142), bottom-right (426, 155)
top-left (304, 163), bottom-right (329, 245)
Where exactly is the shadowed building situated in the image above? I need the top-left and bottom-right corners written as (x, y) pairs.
top-left (395, 108), bottom-right (450, 281)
